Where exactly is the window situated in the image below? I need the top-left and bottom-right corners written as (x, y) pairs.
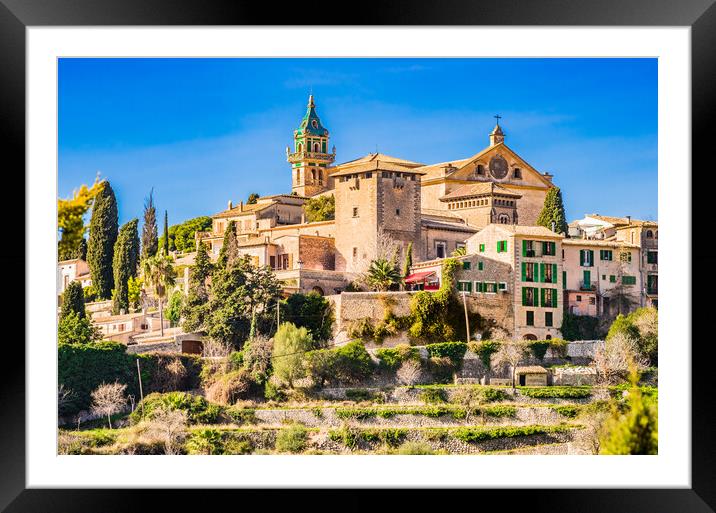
top-left (513, 168), bottom-right (522, 179)
top-left (476, 164), bottom-right (485, 176)
top-left (474, 281), bottom-right (482, 293)
top-left (396, 208), bottom-right (401, 216)
top-left (589, 297), bottom-right (596, 305)
top-left (457, 281), bottom-right (472, 292)
top-left (647, 251), bottom-right (658, 264)
top-left (521, 287), bottom-right (539, 307)
top-left (541, 288), bottom-right (557, 308)
top-left (462, 261), bottom-right (471, 270)
top-left (562, 271), bottom-right (566, 289)
top-left (436, 242), bottom-right (447, 259)
top-left (541, 263), bottom-right (557, 284)
top-left (478, 261), bottom-right (484, 271)
top-left (620, 251), bottom-right (632, 263)
top-left (352, 207), bottom-right (359, 218)
top-left (498, 214), bottom-right (510, 224)
top-left (576, 295), bottom-right (582, 302)
top-left (311, 120), bottom-right (318, 128)
top-left (646, 230), bottom-right (653, 238)
top-left (526, 311), bottom-right (535, 326)
top-left (622, 275), bottom-right (637, 285)
top-left (352, 247), bottom-right (358, 261)
top-left (542, 241), bottom-right (556, 256)
top-left (600, 250), bottom-right (613, 261)
top-left (609, 275), bottom-right (616, 283)
top-left (545, 312), bottom-right (553, 327)
top-left (498, 282), bottom-right (507, 290)
top-left (602, 274), bottom-right (606, 280)
top-left (270, 256), bottom-right (276, 269)
top-left (579, 249), bottom-right (594, 267)
top-left (365, 172), bottom-right (372, 178)
top-left (485, 282), bottom-right (497, 294)
top-left (496, 240), bottom-right (508, 253)
top-left (479, 244), bottom-right (485, 252)
top-left (522, 262), bottom-right (537, 282)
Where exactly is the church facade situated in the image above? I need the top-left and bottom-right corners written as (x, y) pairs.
top-left (196, 96), bottom-right (555, 295)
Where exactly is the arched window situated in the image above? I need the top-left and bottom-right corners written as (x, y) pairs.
top-left (646, 230), bottom-right (653, 238)
top-left (311, 169), bottom-right (316, 181)
top-left (311, 120), bottom-right (318, 128)
top-left (297, 143), bottom-right (303, 153)
top-left (314, 142), bottom-right (320, 152)
top-left (498, 214), bottom-right (510, 224)
top-left (476, 164), bottom-right (485, 176)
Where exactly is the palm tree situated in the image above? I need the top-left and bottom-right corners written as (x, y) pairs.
top-left (366, 258), bottom-right (401, 291)
top-left (142, 253), bottom-right (176, 337)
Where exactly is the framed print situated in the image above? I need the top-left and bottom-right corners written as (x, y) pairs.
top-left (2, 0), bottom-right (715, 511)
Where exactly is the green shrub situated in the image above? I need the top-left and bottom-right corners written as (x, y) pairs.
top-left (264, 381), bottom-right (287, 401)
top-left (519, 387), bottom-right (592, 399)
top-left (394, 441), bottom-right (435, 455)
top-left (228, 351), bottom-right (244, 370)
top-left (280, 292), bottom-right (335, 342)
top-left (453, 425), bottom-right (570, 444)
top-left (375, 344), bottom-right (419, 370)
top-left (331, 341), bottom-right (374, 384)
top-left (483, 405), bottom-right (517, 417)
top-left (480, 387), bottom-right (509, 402)
top-left (420, 388), bottom-right (447, 404)
top-left (347, 318), bottom-right (375, 341)
top-left (275, 424), bottom-right (308, 453)
top-left (186, 428), bottom-right (224, 454)
top-left (345, 389), bottom-right (376, 402)
top-left (131, 392), bottom-right (223, 425)
top-left (469, 340), bottom-right (501, 368)
top-left (425, 341), bottom-right (467, 363)
top-left (225, 407), bottom-right (257, 425)
top-left (527, 340), bottom-right (551, 361)
top-left (552, 405), bottom-right (580, 418)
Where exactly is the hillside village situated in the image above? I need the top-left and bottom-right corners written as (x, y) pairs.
top-left (57, 96), bottom-right (658, 456)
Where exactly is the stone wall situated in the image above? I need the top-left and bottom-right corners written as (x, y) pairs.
top-left (329, 291), bottom-right (413, 334)
top-left (299, 235), bottom-right (336, 271)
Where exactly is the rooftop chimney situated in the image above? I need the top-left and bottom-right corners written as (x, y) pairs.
top-left (626, 215), bottom-right (631, 225)
top-left (239, 201), bottom-right (244, 212)
top-left (228, 200), bottom-right (233, 210)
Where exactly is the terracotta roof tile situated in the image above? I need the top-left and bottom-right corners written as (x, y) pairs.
top-left (440, 182), bottom-right (522, 201)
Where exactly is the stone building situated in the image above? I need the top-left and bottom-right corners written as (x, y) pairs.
top-left (614, 220), bottom-right (658, 309)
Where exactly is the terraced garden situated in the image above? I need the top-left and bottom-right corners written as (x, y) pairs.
top-left (58, 384), bottom-right (631, 455)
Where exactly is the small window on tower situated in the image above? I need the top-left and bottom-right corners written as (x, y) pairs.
top-left (513, 168), bottom-right (522, 179)
top-left (477, 164), bottom-right (485, 176)
top-left (311, 120), bottom-right (318, 128)
top-left (353, 207), bottom-right (359, 218)
top-left (396, 208), bottom-right (401, 216)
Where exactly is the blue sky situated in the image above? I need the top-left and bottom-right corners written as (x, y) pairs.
top-left (59, 58), bottom-right (657, 227)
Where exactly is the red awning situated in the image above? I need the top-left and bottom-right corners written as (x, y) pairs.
top-left (404, 271), bottom-right (436, 283)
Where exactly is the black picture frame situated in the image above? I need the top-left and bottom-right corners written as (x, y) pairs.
top-left (2, 1), bottom-right (712, 511)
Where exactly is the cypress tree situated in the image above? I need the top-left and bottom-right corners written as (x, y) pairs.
top-left (402, 242), bottom-right (413, 277)
top-left (141, 188), bottom-right (158, 260)
top-left (60, 280), bottom-right (86, 320)
top-left (163, 210), bottom-right (170, 256)
top-left (181, 240), bottom-right (213, 332)
top-left (75, 238), bottom-right (87, 261)
top-left (536, 186), bottom-right (569, 235)
top-left (216, 220), bottom-right (238, 269)
top-left (112, 219), bottom-right (140, 314)
top-left (86, 181), bottom-right (118, 300)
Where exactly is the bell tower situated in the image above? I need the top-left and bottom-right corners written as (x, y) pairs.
top-left (286, 95), bottom-right (336, 197)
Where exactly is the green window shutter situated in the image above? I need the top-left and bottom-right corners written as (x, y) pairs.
top-left (562, 270), bottom-right (566, 289)
top-left (521, 287), bottom-right (527, 306)
top-left (588, 250), bottom-right (594, 267)
top-left (479, 244), bottom-right (484, 252)
top-left (522, 240), bottom-right (527, 257)
top-left (552, 288), bottom-right (558, 308)
top-left (579, 250), bottom-right (585, 266)
top-left (463, 261), bottom-right (471, 270)
top-left (478, 261), bottom-right (484, 271)
top-left (521, 262), bottom-right (526, 281)
top-left (467, 282), bottom-right (472, 292)
top-left (552, 264), bottom-right (558, 284)
top-left (540, 288), bottom-right (546, 307)
top-left (583, 270), bottom-right (591, 287)
top-left (497, 241), bottom-right (501, 252)
top-left (610, 275), bottom-right (616, 283)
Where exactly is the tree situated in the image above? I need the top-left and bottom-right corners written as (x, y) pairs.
top-left (396, 359), bottom-right (422, 386)
top-left (493, 339), bottom-right (528, 388)
top-left (303, 194), bottom-right (335, 222)
top-left (470, 339), bottom-right (501, 384)
top-left (75, 238), bottom-right (88, 261)
top-left (536, 186), bottom-right (568, 235)
top-left (246, 192), bottom-right (260, 205)
top-left (599, 370), bottom-right (658, 454)
top-left (164, 290), bottom-right (183, 327)
top-left (86, 181), bottom-right (119, 299)
top-left (402, 242), bottom-right (413, 278)
top-left (145, 406), bottom-right (188, 455)
top-left (141, 188), bottom-right (158, 260)
top-left (594, 332), bottom-right (648, 385)
top-left (607, 307), bottom-right (658, 365)
top-left (58, 311), bottom-right (101, 345)
top-left (127, 276), bottom-right (143, 313)
top-left (90, 382), bottom-right (127, 429)
top-left (112, 219), bottom-right (140, 314)
top-left (158, 216), bottom-right (212, 253)
top-left (451, 246), bottom-right (467, 257)
top-left (181, 241), bottom-right (212, 332)
top-left (162, 210), bottom-right (170, 256)
top-left (61, 280), bottom-right (86, 320)
top-left (280, 292), bottom-right (334, 342)
top-left (57, 176), bottom-right (103, 261)
top-left (365, 258), bottom-right (401, 291)
top-left (271, 323), bottom-right (316, 388)
top-left (142, 252), bottom-right (177, 337)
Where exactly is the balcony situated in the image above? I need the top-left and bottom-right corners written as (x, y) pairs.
top-left (287, 150), bottom-right (336, 164)
top-left (579, 281), bottom-right (596, 291)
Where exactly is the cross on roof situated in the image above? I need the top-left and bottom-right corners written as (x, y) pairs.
top-left (494, 114), bottom-right (502, 125)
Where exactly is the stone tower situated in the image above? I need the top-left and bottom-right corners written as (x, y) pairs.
top-left (286, 95), bottom-right (336, 197)
top-left (333, 160), bottom-right (423, 273)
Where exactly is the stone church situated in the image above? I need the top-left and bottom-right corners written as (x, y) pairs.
top-left (196, 96), bottom-right (555, 294)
